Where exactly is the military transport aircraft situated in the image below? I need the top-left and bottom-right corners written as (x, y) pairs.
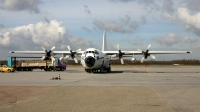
top-left (10, 31), bottom-right (192, 73)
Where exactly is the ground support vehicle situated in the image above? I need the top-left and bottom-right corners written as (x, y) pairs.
top-left (7, 57), bottom-right (66, 72)
top-left (0, 65), bottom-right (15, 72)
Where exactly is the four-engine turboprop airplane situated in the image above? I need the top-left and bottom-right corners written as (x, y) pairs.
top-left (9, 31), bottom-right (192, 73)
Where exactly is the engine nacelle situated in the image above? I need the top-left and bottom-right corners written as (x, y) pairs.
top-left (131, 57), bottom-right (136, 63)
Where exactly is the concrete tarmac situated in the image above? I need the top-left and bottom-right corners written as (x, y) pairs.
top-left (0, 66), bottom-right (200, 86)
top-left (0, 66), bottom-right (200, 112)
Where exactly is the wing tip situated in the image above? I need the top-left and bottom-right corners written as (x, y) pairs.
top-left (187, 51), bottom-right (192, 53)
top-left (9, 51), bottom-right (14, 53)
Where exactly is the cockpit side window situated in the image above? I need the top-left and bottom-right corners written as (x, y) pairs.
top-left (94, 50), bottom-right (99, 54)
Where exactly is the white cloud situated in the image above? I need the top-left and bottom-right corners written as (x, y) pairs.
top-left (121, 15), bottom-right (131, 25)
top-left (140, 16), bottom-right (146, 25)
top-left (0, 20), bottom-right (93, 51)
top-left (160, 6), bottom-right (200, 37)
top-left (177, 8), bottom-right (200, 30)
top-left (109, 0), bottom-right (158, 13)
top-left (109, 0), bottom-right (155, 6)
top-left (0, 24), bottom-right (5, 29)
top-left (93, 15), bottom-right (145, 33)
top-left (162, 12), bottom-right (175, 20)
top-left (0, 0), bottom-right (42, 13)
top-left (84, 5), bottom-right (91, 15)
top-left (129, 41), bottom-right (140, 45)
top-left (183, 0), bottom-right (200, 12)
top-left (137, 0), bottom-right (155, 6)
top-left (31, 20), bottom-right (66, 46)
top-left (192, 45), bottom-right (200, 50)
top-left (161, 0), bottom-right (176, 20)
top-left (109, 0), bottom-right (135, 2)
top-left (81, 26), bottom-right (91, 32)
top-left (154, 33), bottom-right (180, 46)
top-left (162, 0), bottom-right (174, 14)
top-left (183, 36), bottom-right (198, 43)
top-left (93, 19), bottom-right (125, 33)
top-left (0, 32), bottom-right (11, 46)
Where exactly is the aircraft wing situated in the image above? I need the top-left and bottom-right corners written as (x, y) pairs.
top-left (103, 50), bottom-right (192, 64)
top-left (9, 51), bottom-right (84, 55)
top-left (147, 51), bottom-right (192, 54)
top-left (10, 51), bottom-right (46, 54)
top-left (102, 51), bottom-right (192, 55)
top-left (10, 50), bottom-right (191, 55)
top-left (53, 51), bottom-right (84, 55)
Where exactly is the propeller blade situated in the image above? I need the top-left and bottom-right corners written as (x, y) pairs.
top-left (110, 54), bottom-right (117, 58)
top-left (41, 46), bottom-right (46, 51)
top-left (141, 57), bottom-right (145, 63)
top-left (59, 57), bottom-right (63, 61)
top-left (64, 55), bottom-right (70, 60)
top-left (147, 44), bottom-right (151, 50)
top-left (74, 58), bottom-right (78, 63)
top-left (76, 49), bottom-right (81, 53)
top-left (121, 58), bottom-right (124, 64)
top-left (50, 46), bottom-right (56, 51)
top-left (137, 48), bottom-right (143, 53)
top-left (67, 45), bottom-right (71, 51)
top-left (117, 44), bottom-right (120, 50)
top-left (41, 56), bottom-right (45, 61)
top-left (150, 55), bottom-right (156, 60)
top-left (50, 56), bottom-right (55, 61)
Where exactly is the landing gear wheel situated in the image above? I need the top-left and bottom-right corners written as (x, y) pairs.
top-left (107, 67), bottom-right (111, 73)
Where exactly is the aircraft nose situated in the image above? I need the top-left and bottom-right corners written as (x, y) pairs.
top-left (85, 56), bottom-right (95, 67)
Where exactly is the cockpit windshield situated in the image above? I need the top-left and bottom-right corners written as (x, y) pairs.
top-left (84, 50), bottom-right (99, 55)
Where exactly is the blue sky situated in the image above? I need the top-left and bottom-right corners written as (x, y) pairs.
top-left (0, 0), bottom-right (199, 60)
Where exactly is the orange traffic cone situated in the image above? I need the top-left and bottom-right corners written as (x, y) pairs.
top-left (58, 74), bottom-right (61, 79)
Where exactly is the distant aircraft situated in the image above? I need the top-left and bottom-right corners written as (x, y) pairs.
top-left (10, 31), bottom-right (192, 73)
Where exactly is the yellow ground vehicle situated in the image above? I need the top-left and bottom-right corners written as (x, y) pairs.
top-left (0, 65), bottom-right (15, 72)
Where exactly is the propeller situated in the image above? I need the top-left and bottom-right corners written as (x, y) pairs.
top-left (40, 46), bottom-right (56, 61)
top-left (66, 45), bottom-right (81, 63)
top-left (110, 44), bottom-right (131, 64)
top-left (137, 44), bottom-right (156, 63)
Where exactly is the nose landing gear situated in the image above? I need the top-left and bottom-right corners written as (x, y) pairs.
top-left (85, 67), bottom-right (111, 73)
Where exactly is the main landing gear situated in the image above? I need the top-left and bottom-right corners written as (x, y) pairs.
top-left (85, 67), bottom-right (111, 73)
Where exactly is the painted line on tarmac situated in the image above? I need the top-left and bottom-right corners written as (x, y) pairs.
top-left (147, 73), bottom-right (153, 76)
top-left (147, 67), bottom-right (155, 72)
top-left (146, 68), bottom-right (154, 76)
top-left (135, 67), bottom-right (140, 72)
top-left (136, 67), bottom-right (153, 76)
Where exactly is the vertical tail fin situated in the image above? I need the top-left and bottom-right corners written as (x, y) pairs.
top-left (102, 30), bottom-right (107, 51)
